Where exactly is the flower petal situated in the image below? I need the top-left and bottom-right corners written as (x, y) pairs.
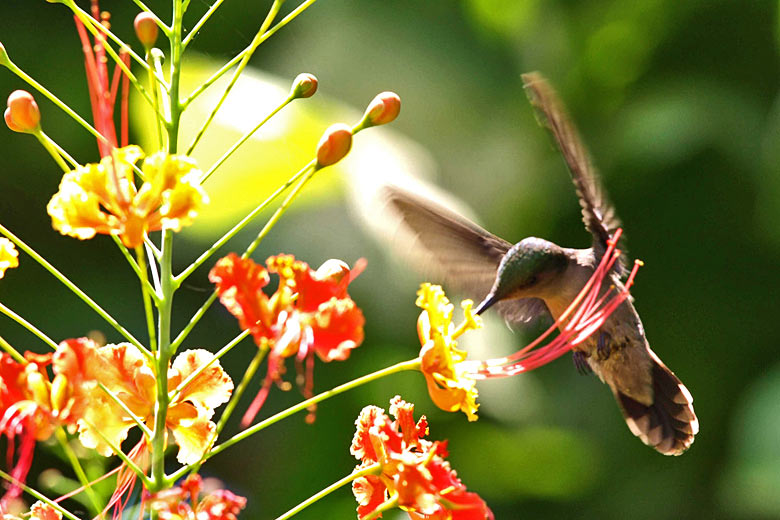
top-left (170, 413), bottom-right (215, 465)
top-left (170, 349), bottom-right (233, 411)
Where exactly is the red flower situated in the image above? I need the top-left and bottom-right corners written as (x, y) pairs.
top-left (0, 353), bottom-right (57, 506)
top-left (149, 474), bottom-right (246, 520)
top-left (209, 254), bottom-right (365, 424)
top-left (350, 396), bottom-right (493, 520)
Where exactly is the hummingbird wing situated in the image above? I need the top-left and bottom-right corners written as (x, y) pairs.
top-left (382, 186), bottom-right (550, 324)
top-left (522, 72), bottom-right (627, 275)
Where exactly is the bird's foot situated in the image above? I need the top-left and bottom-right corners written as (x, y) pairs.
top-left (572, 351), bottom-right (592, 375)
top-left (597, 331), bottom-right (612, 361)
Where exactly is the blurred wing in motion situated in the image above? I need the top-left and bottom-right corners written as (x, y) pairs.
top-left (522, 72), bottom-right (627, 272)
top-left (382, 186), bottom-right (550, 324)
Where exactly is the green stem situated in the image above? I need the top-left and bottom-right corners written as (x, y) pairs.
top-left (55, 428), bottom-right (103, 517)
top-left (275, 463), bottom-right (382, 520)
top-left (185, 0), bottom-right (284, 154)
top-left (182, 0), bottom-right (320, 107)
top-left (0, 468), bottom-right (81, 520)
top-left (111, 236), bottom-right (159, 302)
top-left (0, 301), bottom-right (59, 351)
top-left (182, 0), bottom-right (226, 47)
top-left (37, 130), bottom-right (79, 168)
top-left (244, 163), bottom-right (318, 258)
top-left (150, 230), bottom-right (175, 491)
top-left (0, 334), bottom-right (25, 363)
top-left (61, 0), bottom-right (166, 72)
top-left (136, 246), bottom-right (159, 353)
top-left (1, 57), bottom-right (109, 146)
top-left (33, 131), bottom-right (69, 172)
top-left (169, 291), bottom-right (217, 351)
top-left (186, 345), bottom-right (267, 477)
top-left (207, 358), bottom-right (420, 461)
top-left (146, 50), bottom-right (165, 152)
top-left (200, 93), bottom-right (296, 184)
top-left (175, 161), bottom-right (314, 285)
top-left (0, 224), bottom-right (149, 356)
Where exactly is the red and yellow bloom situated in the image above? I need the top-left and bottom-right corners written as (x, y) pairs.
top-left (149, 474), bottom-right (246, 520)
top-left (47, 146), bottom-right (209, 248)
top-left (350, 396), bottom-right (493, 520)
top-left (75, 343), bottom-right (233, 465)
top-left (209, 253), bottom-right (365, 424)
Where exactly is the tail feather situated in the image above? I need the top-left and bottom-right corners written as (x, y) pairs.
top-left (614, 357), bottom-right (698, 455)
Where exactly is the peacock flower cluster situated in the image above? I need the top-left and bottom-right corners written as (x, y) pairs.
top-left (350, 396), bottom-right (493, 520)
top-left (148, 474), bottom-right (246, 520)
top-left (209, 253), bottom-right (365, 424)
top-left (2, 500), bottom-right (62, 520)
top-left (416, 283), bottom-right (482, 422)
top-left (74, 343), bottom-right (233, 465)
top-left (0, 353), bottom-right (59, 505)
top-left (0, 238), bottom-right (18, 278)
top-left (46, 145), bottom-right (209, 248)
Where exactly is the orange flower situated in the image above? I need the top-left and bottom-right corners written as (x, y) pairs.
top-left (415, 283), bottom-right (481, 422)
top-left (350, 396), bottom-right (493, 520)
top-left (73, 343), bottom-right (233, 465)
top-left (2, 501), bottom-right (62, 520)
top-left (0, 353), bottom-right (58, 506)
top-left (149, 474), bottom-right (247, 520)
top-left (47, 146), bottom-right (209, 248)
top-left (209, 254), bottom-right (365, 424)
top-left (0, 238), bottom-right (19, 278)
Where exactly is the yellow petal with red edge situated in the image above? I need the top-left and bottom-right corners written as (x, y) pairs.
top-left (170, 413), bottom-right (216, 465)
top-left (170, 349), bottom-right (233, 412)
top-left (77, 394), bottom-right (134, 457)
top-left (29, 501), bottom-right (62, 520)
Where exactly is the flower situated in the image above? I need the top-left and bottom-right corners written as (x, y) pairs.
top-left (210, 254), bottom-right (365, 424)
top-left (47, 145), bottom-right (209, 248)
top-left (149, 474), bottom-right (247, 520)
top-left (0, 353), bottom-right (58, 506)
top-left (0, 238), bottom-right (19, 278)
top-left (290, 73), bottom-right (318, 99)
top-left (2, 501), bottom-right (62, 520)
top-left (416, 283), bottom-right (481, 422)
top-left (350, 396), bottom-right (493, 520)
top-left (74, 343), bottom-right (233, 465)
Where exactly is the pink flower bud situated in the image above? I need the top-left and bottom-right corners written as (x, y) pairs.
top-left (316, 123), bottom-right (353, 167)
top-left (291, 73), bottom-right (318, 99)
top-left (5, 90), bottom-right (40, 133)
top-left (363, 91), bottom-right (401, 127)
top-left (134, 12), bottom-right (159, 48)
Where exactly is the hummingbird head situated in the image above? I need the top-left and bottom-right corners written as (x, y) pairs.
top-left (475, 237), bottom-right (568, 314)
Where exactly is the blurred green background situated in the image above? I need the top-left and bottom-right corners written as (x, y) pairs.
top-left (1, 0), bottom-right (779, 519)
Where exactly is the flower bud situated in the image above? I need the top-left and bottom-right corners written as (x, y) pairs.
top-left (290, 73), bottom-right (318, 99)
top-left (5, 90), bottom-right (40, 133)
top-left (316, 123), bottom-right (352, 167)
top-left (134, 12), bottom-right (159, 48)
top-left (362, 91), bottom-right (401, 127)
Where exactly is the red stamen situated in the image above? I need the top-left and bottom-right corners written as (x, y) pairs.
top-left (468, 229), bottom-right (641, 378)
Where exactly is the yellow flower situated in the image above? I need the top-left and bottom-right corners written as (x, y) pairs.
top-left (47, 146), bottom-right (209, 248)
top-left (75, 344), bottom-right (233, 465)
top-left (0, 238), bottom-right (18, 278)
top-left (415, 283), bottom-right (481, 421)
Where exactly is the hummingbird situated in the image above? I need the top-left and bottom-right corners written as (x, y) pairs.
top-left (381, 72), bottom-right (698, 455)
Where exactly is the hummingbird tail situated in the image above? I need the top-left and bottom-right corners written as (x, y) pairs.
top-left (613, 356), bottom-right (698, 456)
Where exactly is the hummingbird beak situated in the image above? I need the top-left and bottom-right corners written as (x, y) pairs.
top-left (474, 293), bottom-right (498, 315)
